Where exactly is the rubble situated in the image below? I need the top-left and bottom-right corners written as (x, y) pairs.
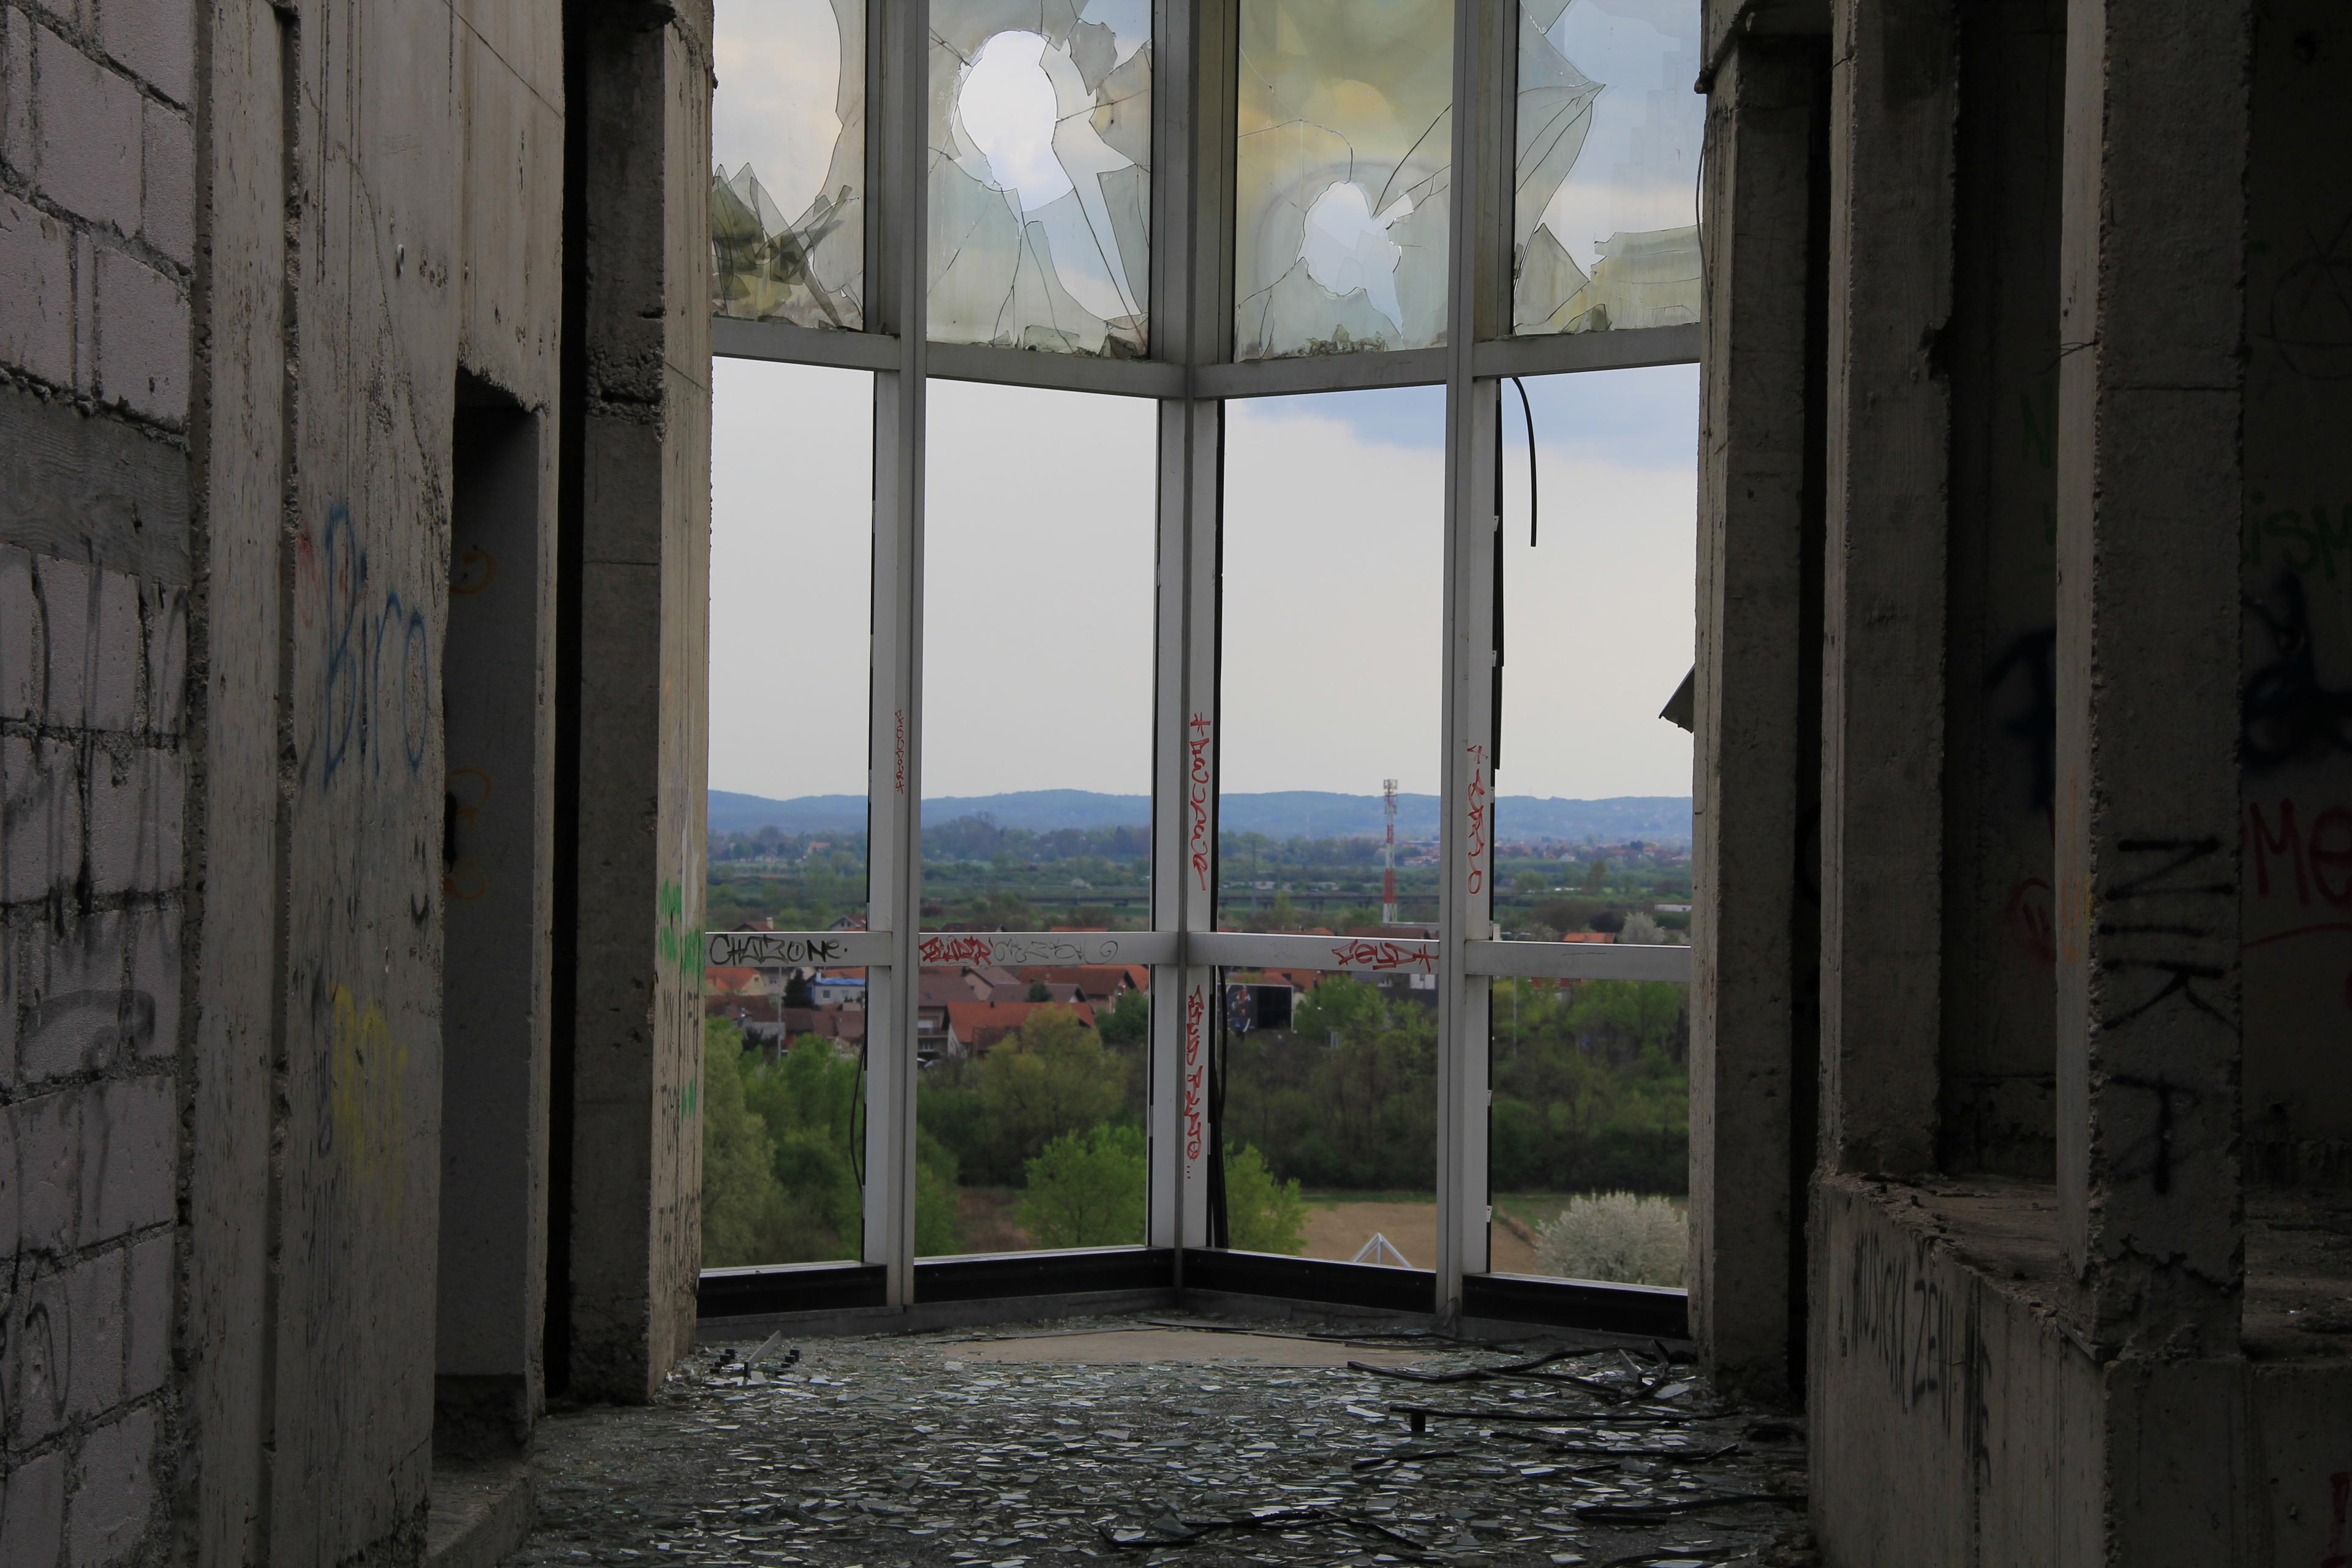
top-left (510, 1314), bottom-right (1814, 1567)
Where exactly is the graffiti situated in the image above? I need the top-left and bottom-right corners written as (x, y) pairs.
top-left (917, 933), bottom-right (1117, 967)
top-left (451, 545), bottom-right (497, 597)
top-left (318, 502), bottom-right (432, 787)
top-left (2245, 495), bottom-right (2352, 579)
top-left (2245, 574), bottom-right (2352, 775)
top-left (20, 989), bottom-right (159, 1063)
top-left (1188, 713), bottom-right (1213, 892)
top-left (1465, 742), bottom-right (1488, 895)
top-left (2247, 798), bottom-right (2352, 908)
top-left (328, 985), bottom-right (409, 1219)
top-left (1986, 626), bottom-right (2057, 819)
top-left (2003, 877), bottom-right (2056, 963)
top-left (1330, 938), bottom-right (1436, 974)
top-left (919, 935), bottom-right (995, 967)
top-left (2263, 198), bottom-right (2352, 382)
top-left (2097, 837), bottom-right (2234, 1033)
top-left (1839, 1223), bottom-right (1976, 1436)
top-left (656, 878), bottom-right (701, 981)
top-left (443, 766), bottom-right (492, 902)
top-left (706, 932), bottom-right (846, 967)
top-left (1183, 982), bottom-right (1207, 1163)
top-left (894, 709), bottom-right (905, 796)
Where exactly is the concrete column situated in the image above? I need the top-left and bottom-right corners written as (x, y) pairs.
top-left (2053, 0), bottom-right (2248, 1360)
top-left (1689, 26), bottom-right (1825, 1403)
top-left (1818, 0), bottom-right (1954, 1179)
top-left (560, 0), bottom-right (712, 1402)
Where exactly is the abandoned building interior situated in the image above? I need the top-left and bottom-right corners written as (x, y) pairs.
top-left (1, 0), bottom-right (2348, 1563)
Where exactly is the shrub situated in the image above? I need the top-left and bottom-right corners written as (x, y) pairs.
top-left (1534, 1191), bottom-right (1687, 1287)
top-left (1018, 1124), bottom-right (1147, 1247)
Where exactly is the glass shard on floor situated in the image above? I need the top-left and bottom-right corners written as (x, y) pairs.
top-left (711, 0), bottom-right (867, 330)
top-left (1235, 0), bottom-right (1455, 360)
top-left (1515, 0), bottom-right (1703, 336)
top-left (928, 1), bottom-right (1153, 356)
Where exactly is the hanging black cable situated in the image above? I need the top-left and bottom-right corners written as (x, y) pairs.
top-left (1205, 979), bottom-right (1232, 1249)
top-left (1511, 375), bottom-right (1539, 548)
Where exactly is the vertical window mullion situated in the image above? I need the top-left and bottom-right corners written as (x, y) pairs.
top-left (864, 0), bottom-right (929, 1306)
top-left (1437, 0), bottom-right (1509, 1313)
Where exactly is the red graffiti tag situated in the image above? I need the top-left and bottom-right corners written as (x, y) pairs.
top-left (1183, 983), bottom-right (1207, 1162)
top-left (1464, 742), bottom-right (1489, 896)
top-left (2003, 876), bottom-right (2056, 963)
top-left (919, 935), bottom-right (993, 965)
top-left (1188, 713), bottom-right (1213, 891)
top-left (1330, 938), bottom-right (1436, 974)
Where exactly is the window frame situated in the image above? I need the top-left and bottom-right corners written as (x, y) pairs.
top-left (701, 0), bottom-right (1700, 1325)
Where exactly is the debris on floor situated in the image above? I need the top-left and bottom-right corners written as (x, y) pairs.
top-left (508, 1314), bottom-right (1817, 1568)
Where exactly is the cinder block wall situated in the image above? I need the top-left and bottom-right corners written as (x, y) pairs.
top-left (6, 0), bottom-right (709, 1562)
top-left (1, 0), bottom-right (194, 1561)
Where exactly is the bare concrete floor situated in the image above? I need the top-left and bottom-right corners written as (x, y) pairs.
top-left (507, 1314), bottom-right (1814, 1567)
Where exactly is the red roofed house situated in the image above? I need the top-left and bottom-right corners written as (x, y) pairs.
top-left (941, 1000), bottom-right (1096, 1058)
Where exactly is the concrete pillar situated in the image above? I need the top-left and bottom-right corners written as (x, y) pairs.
top-left (557, 0), bottom-right (712, 1402)
top-left (2053, 0), bottom-right (2248, 1360)
top-left (1936, 0), bottom-right (2065, 1180)
top-left (1818, 0), bottom-right (1955, 1179)
top-left (2054, 4), bottom-right (2252, 1558)
top-left (1690, 23), bottom-right (1826, 1403)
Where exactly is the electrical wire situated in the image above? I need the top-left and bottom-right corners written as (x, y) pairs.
top-left (1510, 375), bottom-right (1539, 548)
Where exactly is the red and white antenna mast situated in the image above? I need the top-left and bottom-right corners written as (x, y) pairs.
top-left (1381, 778), bottom-right (1399, 925)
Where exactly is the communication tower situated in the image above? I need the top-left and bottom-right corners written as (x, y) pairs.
top-left (1382, 778), bottom-right (1399, 924)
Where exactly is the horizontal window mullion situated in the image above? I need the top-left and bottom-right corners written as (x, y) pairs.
top-left (1460, 938), bottom-right (1691, 984)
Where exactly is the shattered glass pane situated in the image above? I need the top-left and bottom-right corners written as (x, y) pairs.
top-left (1514, 0), bottom-right (1703, 336)
top-left (1235, 0), bottom-right (1455, 361)
top-left (712, 0), bottom-right (866, 329)
top-left (927, 2), bottom-right (1153, 356)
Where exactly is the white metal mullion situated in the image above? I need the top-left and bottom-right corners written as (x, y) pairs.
top-left (1176, 399), bottom-right (1221, 1253)
top-left (864, 0), bottom-right (929, 1306)
top-left (1436, 0), bottom-right (1507, 1316)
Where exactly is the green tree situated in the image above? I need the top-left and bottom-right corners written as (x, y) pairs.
top-left (781, 971), bottom-right (813, 1008)
top-left (1581, 858), bottom-right (1610, 894)
top-left (699, 1020), bottom-right (795, 1267)
top-left (1026, 979), bottom-right (1053, 1002)
top-left (1096, 987), bottom-right (1150, 1046)
top-left (974, 1006), bottom-right (1127, 1168)
top-left (737, 1035), bottom-right (864, 1262)
top-left (1017, 1123), bottom-right (1147, 1246)
top-left (916, 1128), bottom-right (963, 1256)
top-left (1223, 1142), bottom-right (1308, 1254)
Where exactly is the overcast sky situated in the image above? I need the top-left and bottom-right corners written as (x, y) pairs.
top-left (709, 363), bottom-right (1697, 802)
top-left (707, 0), bottom-right (1700, 806)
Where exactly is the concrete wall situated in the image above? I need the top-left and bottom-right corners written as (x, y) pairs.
top-left (559, 0), bottom-right (709, 1403)
top-left (180, 0), bottom-right (571, 1559)
top-left (1, 0), bottom-right (194, 1559)
top-left (2241, 0), bottom-right (2352, 1189)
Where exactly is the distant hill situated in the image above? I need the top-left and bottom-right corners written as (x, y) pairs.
top-left (708, 788), bottom-right (1692, 845)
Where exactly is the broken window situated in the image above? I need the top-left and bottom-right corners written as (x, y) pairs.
top-left (712, 0), bottom-right (867, 329)
top-left (1216, 386), bottom-right (1447, 933)
top-left (927, 2), bottom-right (1152, 356)
top-left (1234, 0), bottom-right (1454, 361)
top-left (1513, 0), bottom-right (1703, 336)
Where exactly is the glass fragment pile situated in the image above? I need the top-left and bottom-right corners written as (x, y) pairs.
top-left (513, 1316), bottom-right (1815, 1568)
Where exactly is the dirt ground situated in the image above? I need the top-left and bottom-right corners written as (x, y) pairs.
top-left (1300, 1200), bottom-right (1547, 1275)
